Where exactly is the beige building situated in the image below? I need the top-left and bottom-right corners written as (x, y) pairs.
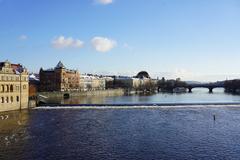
top-left (0, 60), bottom-right (29, 112)
top-left (80, 75), bottom-right (106, 91)
top-left (114, 71), bottom-right (158, 90)
top-left (114, 77), bottom-right (142, 89)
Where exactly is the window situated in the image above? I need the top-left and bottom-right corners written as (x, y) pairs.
top-left (10, 85), bottom-right (13, 92)
top-left (23, 85), bottom-right (27, 89)
top-left (16, 85), bottom-right (20, 91)
top-left (6, 97), bottom-right (9, 103)
top-left (0, 85), bottom-right (4, 92)
top-left (10, 96), bottom-right (13, 103)
top-left (6, 85), bottom-right (9, 92)
top-left (16, 96), bottom-right (19, 102)
top-left (1, 97), bottom-right (4, 103)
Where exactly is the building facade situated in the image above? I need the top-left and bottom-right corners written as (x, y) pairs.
top-left (0, 60), bottom-right (29, 112)
top-left (114, 77), bottom-right (142, 89)
top-left (79, 74), bottom-right (106, 91)
top-left (29, 73), bottom-right (40, 98)
top-left (113, 71), bottom-right (158, 91)
top-left (39, 61), bottom-right (80, 92)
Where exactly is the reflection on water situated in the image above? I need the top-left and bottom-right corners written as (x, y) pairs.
top-left (47, 95), bottom-right (107, 104)
top-left (1, 107), bottom-right (240, 159)
top-left (1, 89), bottom-right (240, 159)
top-left (0, 110), bottom-right (30, 160)
top-left (46, 88), bottom-right (240, 105)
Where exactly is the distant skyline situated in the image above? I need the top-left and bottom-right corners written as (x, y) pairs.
top-left (1, 0), bottom-right (240, 81)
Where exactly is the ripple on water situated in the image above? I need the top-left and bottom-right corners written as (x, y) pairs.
top-left (1, 106), bottom-right (240, 159)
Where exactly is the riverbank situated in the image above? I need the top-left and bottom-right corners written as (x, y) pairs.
top-left (37, 89), bottom-right (125, 99)
top-left (35, 88), bottom-right (240, 105)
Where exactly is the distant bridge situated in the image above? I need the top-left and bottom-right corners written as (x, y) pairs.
top-left (186, 82), bottom-right (225, 93)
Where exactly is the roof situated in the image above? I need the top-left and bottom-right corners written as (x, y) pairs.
top-left (55, 61), bottom-right (65, 69)
top-left (136, 71), bottom-right (150, 79)
top-left (29, 73), bottom-right (40, 81)
top-left (0, 60), bottom-right (26, 74)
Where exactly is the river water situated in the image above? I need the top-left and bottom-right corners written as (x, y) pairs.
top-left (47, 88), bottom-right (240, 104)
top-left (1, 89), bottom-right (240, 159)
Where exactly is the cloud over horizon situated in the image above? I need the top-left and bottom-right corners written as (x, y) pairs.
top-left (52, 36), bottom-right (84, 49)
top-left (95, 0), bottom-right (113, 5)
top-left (91, 36), bottom-right (116, 53)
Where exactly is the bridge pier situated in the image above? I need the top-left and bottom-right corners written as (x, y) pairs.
top-left (188, 88), bottom-right (192, 93)
top-left (209, 88), bottom-right (213, 93)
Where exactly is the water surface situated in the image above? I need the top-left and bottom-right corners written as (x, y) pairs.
top-left (1, 106), bottom-right (240, 160)
top-left (47, 88), bottom-right (240, 104)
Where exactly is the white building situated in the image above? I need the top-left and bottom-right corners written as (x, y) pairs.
top-left (80, 74), bottom-right (106, 91)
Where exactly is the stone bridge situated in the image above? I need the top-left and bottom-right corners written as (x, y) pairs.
top-left (186, 82), bottom-right (224, 93)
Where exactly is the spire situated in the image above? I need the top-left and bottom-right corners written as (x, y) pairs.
top-left (55, 61), bottom-right (65, 69)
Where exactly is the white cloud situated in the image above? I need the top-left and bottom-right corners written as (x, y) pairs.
top-left (91, 36), bottom-right (116, 53)
top-left (19, 35), bottom-right (28, 40)
top-left (52, 36), bottom-right (84, 49)
top-left (95, 0), bottom-right (113, 5)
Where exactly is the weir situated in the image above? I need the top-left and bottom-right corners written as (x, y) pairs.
top-left (34, 102), bottom-right (240, 110)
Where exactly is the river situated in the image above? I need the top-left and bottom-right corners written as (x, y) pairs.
top-left (1, 89), bottom-right (240, 159)
top-left (46, 88), bottom-right (240, 104)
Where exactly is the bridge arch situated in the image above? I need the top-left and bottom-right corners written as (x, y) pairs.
top-left (188, 87), bottom-right (211, 93)
top-left (187, 86), bottom-right (223, 93)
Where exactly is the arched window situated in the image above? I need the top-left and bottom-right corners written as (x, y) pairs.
top-left (16, 96), bottom-right (19, 102)
top-left (6, 97), bottom-right (9, 103)
top-left (1, 97), bottom-right (4, 103)
top-left (10, 96), bottom-right (13, 103)
top-left (6, 85), bottom-right (9, 92)
top-left (10, 85), bottom-right (14, 92)
top-left (1, 85), bottom-right (4, 92)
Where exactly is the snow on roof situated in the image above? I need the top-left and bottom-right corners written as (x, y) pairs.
top-left (29, 73), bottom-right (39, 81)
top-left (55, 61), bottom-right (65, 69)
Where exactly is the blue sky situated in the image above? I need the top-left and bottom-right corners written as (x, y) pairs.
top-left (0, 0), bottom-right (240, 81)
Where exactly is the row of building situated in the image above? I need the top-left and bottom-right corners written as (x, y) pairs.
top-left (35, 61), bottom-right (156, 93)
top-left (37, 61), bottom-right (106, 92)
top-left (1, 60), bottom-right (155, 112)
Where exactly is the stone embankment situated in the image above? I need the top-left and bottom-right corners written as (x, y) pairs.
top-left (37, 89), bottom-right (125, 99)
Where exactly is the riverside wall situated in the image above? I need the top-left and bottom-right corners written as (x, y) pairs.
top-left (37, 89), bottom-right (125, 99)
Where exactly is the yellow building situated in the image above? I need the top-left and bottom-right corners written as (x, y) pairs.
top-left (0, 60), bottom-right (29, 112)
